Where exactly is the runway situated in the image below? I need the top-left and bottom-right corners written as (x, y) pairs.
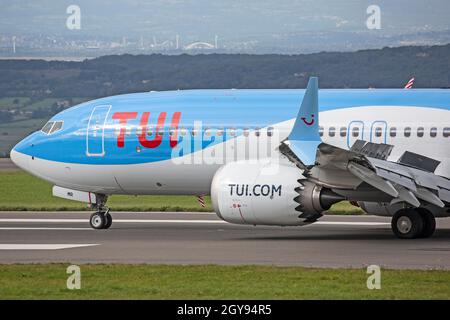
top-left (0, 211), bottom-right (449, 269)
top-left (0, 158), bottom-right (18, 171)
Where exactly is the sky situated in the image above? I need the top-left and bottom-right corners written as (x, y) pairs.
top-left (1, 0), bottom-right (449, 39)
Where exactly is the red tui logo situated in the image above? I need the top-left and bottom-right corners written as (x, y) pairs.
top-left (112, 111), bottom-right (181, 148)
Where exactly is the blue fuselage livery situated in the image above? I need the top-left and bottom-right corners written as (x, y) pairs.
top-left (12, 89), bottom-right (450, 166)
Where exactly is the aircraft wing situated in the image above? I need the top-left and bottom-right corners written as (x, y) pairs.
top-left (281, 77), bottom-right (450, 208)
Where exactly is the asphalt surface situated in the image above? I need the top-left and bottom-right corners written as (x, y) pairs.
top-left (0, 211), bottom-right (449, 269)
top-left (0, 158), bottom-right (17, 171)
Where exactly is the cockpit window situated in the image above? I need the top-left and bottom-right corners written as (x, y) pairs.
top-left (41, 121), bottom-right (54, 134)
top-left (49, 121), bottom-right (63, 134)
top-left (41, 121), bottom-right (63, 135)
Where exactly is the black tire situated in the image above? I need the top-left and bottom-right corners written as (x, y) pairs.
top-left (391, 209), bottom-right (424, 239)
top-left (104, 213), bottom-right (113, 229)
top-left (418, 210), bottom-right (436, 238)
top-left (90, 212), bottom-right (106, 230)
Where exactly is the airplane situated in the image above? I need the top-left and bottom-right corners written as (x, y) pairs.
top-left (10, 77), bottom-right (450, 239)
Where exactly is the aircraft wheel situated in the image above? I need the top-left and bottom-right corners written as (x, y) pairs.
top-left (391, 209), bottom-right (423, 239)
top-left (104, 212), bottom-right (113, 229)
top-left (418, 209), bottom-right (436, 238)
top-left (90, 212), bottom-right (106, 230)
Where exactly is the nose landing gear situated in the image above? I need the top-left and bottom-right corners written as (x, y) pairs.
top-left (89, 209), bottom-right (112, 230)
top-left (89, 194), bottom-right (112, 230)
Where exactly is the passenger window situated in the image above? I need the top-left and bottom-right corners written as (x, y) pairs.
top-left (229, 128), bottom-right (236, 137)
top-left (243, 129), bottom-right (250, 137)
top-left (444, 127), bottom-right (450, 138)
top-left (319, 126), bottom-right (324, 137)
top-left (329, 127), bottom-right (336, 137)
top-left (217, 129), bottom-right (224, 137)
top-left (389, 127), bottom-right (397, 137)
top-left (255, 129), bottom-right (260, 137)
top-left (375, 127), bottom-right (382, 137)
top-left (41, 121), bottom-right (54, 134)
top-left (340, 127), bottom-right (347, 137)
top-left (404, 127), bottom-right (411, 137)
top-left (430, 127), bottom-right (437, 138)
top-left (146, 126), bottom-right (153, 136)
top-left (204, 128), bottom-right (211, 137)
top-left (49, 121), bottom-right (63, 134)
top-left (417, 127), bottom-right (424, 137)
top-left (267, 127), bottom-right (273, 137)
top-left (352, 127), bottom-right (359, 137)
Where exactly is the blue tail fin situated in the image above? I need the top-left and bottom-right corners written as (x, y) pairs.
top-left (287, 77), bottom-right (321, 166)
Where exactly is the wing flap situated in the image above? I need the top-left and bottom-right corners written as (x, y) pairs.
top-left (391, 185), bottom-right (421, 207)
top-left (413, 187), bottom-right (445, 208)
top-left (309, 143), bottom-right (450, 207)
top-left (347, 162), bottom-right (398, 197)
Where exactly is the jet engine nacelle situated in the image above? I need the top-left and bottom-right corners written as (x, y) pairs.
top-left (211, 161), bottom-right (343, 226)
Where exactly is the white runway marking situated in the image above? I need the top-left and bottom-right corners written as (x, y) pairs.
top-left (0, 219), bottom-right (89, 223)
top-left (0, 211), bottom-right (215, 215)
top-left (0, 218), bottom-right (224, 224)
top-left (0, 218), bottom-right (390, 226)
top-left (118, 219), bottom-right (226, 224)
top-left (0, 227), bottom-right (92, 231)
top-left (0, 244), bottom-right (99, 250)
top-left (315, 221), bottom-right (389, 226)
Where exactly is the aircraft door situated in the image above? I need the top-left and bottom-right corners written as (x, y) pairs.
top-left (370, 120), bottom-right (387, 144)
top-left (347, 121), bottom-right (364, 148)
top-left (86, 105), bottom-right (111, 157)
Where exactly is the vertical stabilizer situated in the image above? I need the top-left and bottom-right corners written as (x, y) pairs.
top-left (286, 77), bottom-right (321, 166)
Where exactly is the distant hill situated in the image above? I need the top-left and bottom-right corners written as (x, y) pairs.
top-left (0, 44), bottom-right (449, 100)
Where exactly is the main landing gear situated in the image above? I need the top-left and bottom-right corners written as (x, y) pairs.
top-left (89, 194), bottom-right (112, 230)
top-left (89, 209), bottom-right (113, 230)
top-left (391, 208), bottom-right (436, 239)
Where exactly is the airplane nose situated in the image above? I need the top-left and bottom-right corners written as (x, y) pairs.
top-left (10, 138), bottom-right (32, 171)
top-left (10, 147), bottom-right (30, 171)
top-left (10, 149), bottom-right (29, 171)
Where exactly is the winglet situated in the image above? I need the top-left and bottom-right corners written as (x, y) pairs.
top-left (287, 77), bottom-right (321, 166)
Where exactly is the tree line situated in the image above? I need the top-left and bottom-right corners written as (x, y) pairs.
top-left (0, 44), bottom-right (449, 99)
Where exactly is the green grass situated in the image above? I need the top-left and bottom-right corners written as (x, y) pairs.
top-left (0, 264), bottom-right (448, 299)
top-left (0, 97), bottom-right (31, 109)
top-left (0, 171), bottom-right (213, 212)
top-left (328, 201), bottom-right (363, 215)
top-left (0, 118), bottom-right (47, 134)
top-left (23, 98), bottom-right (60, 111)
top-left (0, 171), bottom-right (363, 213)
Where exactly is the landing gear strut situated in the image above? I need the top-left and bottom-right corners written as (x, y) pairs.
top-left (89, 194), bottom-right (112, 230)
top-left (391, 208), bottom-right (435, 239)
